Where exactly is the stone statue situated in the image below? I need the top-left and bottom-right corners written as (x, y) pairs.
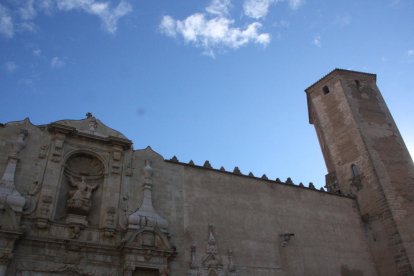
top-left (66, 175), bottom-right (98, 215)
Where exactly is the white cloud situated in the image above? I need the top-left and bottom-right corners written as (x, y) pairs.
top-left (243, 0), bottom-right (276, 19)
top-left (0, 4), bottom-right (14, 38)
top-left (206, 0), bottom-right (231, 17)
top-left (313, 35), bottom-right (321, 47)
top-left (160, 13), bottom-right (270, 57)
top-left (160, 0), bottom-right (271, 57)
top-left (243, 0), bottom-right (303, 19)
top-left (408, 49), bottom-right (414, 56)
top-left (18, 21), bottom-right (37, 33)
top-left (57, 0), bottom-right (132, 33)
top-left (0, 1), bottom-right (132, 38)
top-left (50, 57), bottom-right (65, 68)
top-left (4, 61), bottom-right (17, 72)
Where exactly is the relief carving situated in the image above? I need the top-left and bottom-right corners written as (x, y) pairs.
top-left (35, 193), bottom-right (53, 229)
top-left (51, 133), bottom-right (66, 163)
top-left (63, 153), bottom-right (104, 228)
top-left (38, 144), bottom-right (49, 159)
top-left (66, 175), bottom-right (98, 215)
top-left (104, 206), bottom-right (117, 238)
top-left (111, 145), bottom-right (123, 174)
top-left (188, 226), bottom-right (237, 276)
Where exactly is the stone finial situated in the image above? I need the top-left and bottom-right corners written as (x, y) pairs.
top-left (309, 182), bottom-right (316, 189)
top-left (286, 177), bottom-right (293, 185)
top-left (143, 160), bottom-right (153, 179)
top-left (219, 166), bottom-right (226, 171)
top-left (203, 161), bottom-right (212, 169)
top-left (170, 156), bottom-right (179, 162)
top-left (299, 182), bottom-right (304, 187)
top-left (188, 160), bottom-right (195, 165)
top-left (275, 178), bottom-right (281, 183)
top-left (248, 172), bottom-right (254, 177)
top-left (261, 174), bottom-right (268, 180)
top-left (233, 167), bottom-right (241, 174)
top-left (128, 161), bottom-right (168, 232)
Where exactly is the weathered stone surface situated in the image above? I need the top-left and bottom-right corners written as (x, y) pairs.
top-left (306, 69), bottom-right (414, 275)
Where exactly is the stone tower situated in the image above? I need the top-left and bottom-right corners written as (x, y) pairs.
top-left (305, 69), bottom-right (414, 275)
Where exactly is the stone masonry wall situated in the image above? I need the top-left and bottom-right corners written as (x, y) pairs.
top-left (0, 116), bottom-right (378, 276)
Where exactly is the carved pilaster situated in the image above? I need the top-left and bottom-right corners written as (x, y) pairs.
top-left (51, 133), bottom-right (66, 163)
top-left (35, 192), bottom-right (53, 229)
top-left (112, 145), bottom-right (123, 174)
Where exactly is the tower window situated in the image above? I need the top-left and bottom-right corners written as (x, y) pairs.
top-left (323, 86), bottom-right (330, 95)
top-left (351, 164), bottom-right (359, 177)
top-left (355, 80), bottom-right (361, 90)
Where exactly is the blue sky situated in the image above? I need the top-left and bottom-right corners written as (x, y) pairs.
top-left (1, 0), bottom-right (413, 188)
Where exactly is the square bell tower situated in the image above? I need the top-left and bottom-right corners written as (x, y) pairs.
top-left (305, 69), bottom-right (414, 275)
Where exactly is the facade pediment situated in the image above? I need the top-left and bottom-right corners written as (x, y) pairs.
top-left (50, 115), bottom-right (132, 149)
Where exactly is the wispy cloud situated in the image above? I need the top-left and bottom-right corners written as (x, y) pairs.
top-left (50, 56), bottom-right (66, 69)
top-left (4, 61), bottom-right (17, 72)
top-left (57, 0), bottom-right (132, 34)
top-left (313, 35), bottom-right (321, 47)
top-left (0, 0), bottom-right (132, 38)
top-left (160, 1), bottom-right (271, 58)
top-left (243, 0), bottom-right (303, 19)
top-left (0, 4), bottom-right (14, 38)
top-left (19, 0), bottom-right (37, 20)
top-left (206, 0), bottom-right (232, 17)
top-left (408, 49), bottom-right (414, 56)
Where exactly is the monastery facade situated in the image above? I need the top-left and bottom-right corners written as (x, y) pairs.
top-left (0, 69), bottom-right (413, 275)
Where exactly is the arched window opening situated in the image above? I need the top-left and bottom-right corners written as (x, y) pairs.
top-left (323, 85), bottom-right (330, 95)
top-left (355, 80), bottom-right (361, 90)
top-left (351, 164), bottom-right (359, 177)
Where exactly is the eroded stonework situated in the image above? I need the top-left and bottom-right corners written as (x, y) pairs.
top-left (1, 69), bottom-right (413, 275)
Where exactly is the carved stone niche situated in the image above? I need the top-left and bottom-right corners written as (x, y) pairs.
top-left (55, 152), bottom-right (104, 229)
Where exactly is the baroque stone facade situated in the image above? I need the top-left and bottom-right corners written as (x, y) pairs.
top-left (0, 69), bottom-right (413, 275)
